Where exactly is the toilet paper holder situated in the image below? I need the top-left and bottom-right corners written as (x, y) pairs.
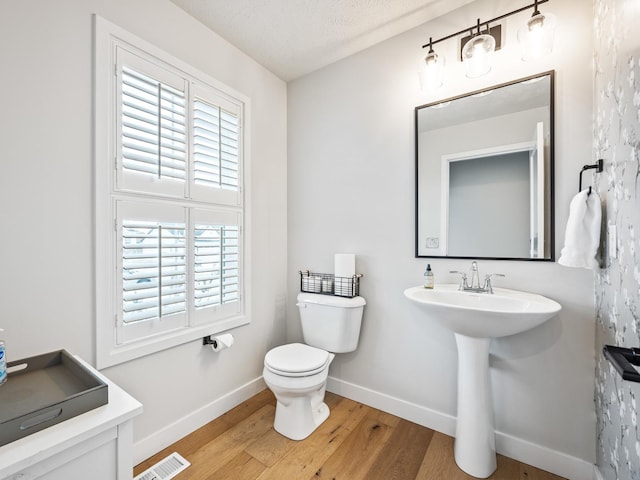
top-left (202, 334), bottom-right (234, 351)
top-left (203, 335), bottom-right (219, 347)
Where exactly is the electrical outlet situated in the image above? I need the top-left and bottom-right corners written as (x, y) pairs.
top-left (426, 237), bottom-right (439, 249)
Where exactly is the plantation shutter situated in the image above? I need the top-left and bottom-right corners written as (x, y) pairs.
top-left (116, 48), bottom-right (188, 198)
top-left (191, 209), bottom-right (242, 325)
top-left (96, 19), bottom-right (248, 367)
top-left (122, 221), bottom-right (187, 323)
top-left (116, 202), bottom-right (187, 345)
top-left (122, 67), bottom-right (187, 180)
top-left (194, 224), bottom-right (239, 307)
top-left (191, 84), bottom-right (242, 205)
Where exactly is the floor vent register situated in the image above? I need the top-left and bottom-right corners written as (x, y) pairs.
top-left (133, 452), bottom-right (190, 480)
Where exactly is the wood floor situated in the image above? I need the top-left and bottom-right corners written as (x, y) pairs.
top-left (134, 389), bottom-right (566, 480)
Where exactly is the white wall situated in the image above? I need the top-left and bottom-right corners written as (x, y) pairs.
top-left (288, 0), bottom-right (595, 477)
top-left (0, 0), bottom-right (287, 463)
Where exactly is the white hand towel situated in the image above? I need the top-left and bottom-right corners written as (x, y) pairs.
top-left (558, 189), bottom-right (602, 269)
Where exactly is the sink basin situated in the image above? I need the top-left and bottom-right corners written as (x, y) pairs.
top-left (403, 284), bottom-right (561, 338)
top-left (404, 283), bottom-right (561, 478)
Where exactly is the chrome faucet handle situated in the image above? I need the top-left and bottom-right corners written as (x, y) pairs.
top-left (449, 271), bottom-right (468, 290)
top-left (483, 273), bottom-right (505, 294)
top-left (484, 273), bottom-right (505, 280)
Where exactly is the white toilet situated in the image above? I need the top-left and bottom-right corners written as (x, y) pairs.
top-left (263, 292), bottom-right (366, 440)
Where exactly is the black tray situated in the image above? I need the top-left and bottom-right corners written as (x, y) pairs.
top-left (0, 350), bottom-right (108, 446)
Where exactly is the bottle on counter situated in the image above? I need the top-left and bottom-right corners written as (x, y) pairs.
top-left (424, 264), bottom-right (434, 289)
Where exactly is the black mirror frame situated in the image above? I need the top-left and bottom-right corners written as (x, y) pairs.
top-left (414, 70), bottom-right (555, 261)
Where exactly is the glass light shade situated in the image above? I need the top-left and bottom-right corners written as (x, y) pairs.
top-left (518, 12), bottom-right (556, 61)
top-left (418, 50), bottom-right (445, 90)
top-left (461, 34), bottom-right (495, 78)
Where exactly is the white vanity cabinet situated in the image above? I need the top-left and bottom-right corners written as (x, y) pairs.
top-left (0, 357), bottom-right (142, 480)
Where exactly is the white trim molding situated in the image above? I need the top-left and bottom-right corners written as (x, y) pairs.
top-left (94, 15), bottom-right (252, 369)
top-left (132, 377), bottom-right (265, 465)
top-left (327, 376), bottom-right (594, 480)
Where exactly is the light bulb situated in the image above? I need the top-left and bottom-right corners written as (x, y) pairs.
top-left (419, 49), bottom-right (445, 90)
top-left (518, 12), bottom-right (556, 61)
top-left (528, 13), bottom-right (546, 31)
top-left (462, 33), bottom-right (495, 78)
top-left (425, 51), bottom-right (438, 67)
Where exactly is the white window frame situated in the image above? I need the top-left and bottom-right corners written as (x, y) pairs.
top-left (94, 16), bottom-right (251, 369)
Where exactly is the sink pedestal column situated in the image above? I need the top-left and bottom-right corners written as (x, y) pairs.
top-left (454, 333), bottom-right (496, 478)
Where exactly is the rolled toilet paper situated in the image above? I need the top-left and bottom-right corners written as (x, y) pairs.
top-left (210, 333), bottom-right (234, 352)
top-left (334, 253), bottom-right (355, 278)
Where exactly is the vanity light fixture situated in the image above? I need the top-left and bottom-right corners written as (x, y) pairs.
top-left (420, 0), bottom-right (554, 90)
top-left (517, 0), bottom-right (557, 61)
top-left (419, 37), bottom-right (445, 90)
top-left (461, 20), bottom-right (496, 78)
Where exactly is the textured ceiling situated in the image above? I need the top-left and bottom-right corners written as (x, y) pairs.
top-left (170, 0), bottom-right (476, 81)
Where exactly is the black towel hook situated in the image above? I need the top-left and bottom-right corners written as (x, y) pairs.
top-left (579, 159), bottom-right (603, 194)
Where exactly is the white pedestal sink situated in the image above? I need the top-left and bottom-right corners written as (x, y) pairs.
top-left (404, 284), bottom-right (561, 478)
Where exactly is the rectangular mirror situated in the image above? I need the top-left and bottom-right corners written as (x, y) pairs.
top-left (415, 71), bottom-right (554, 260)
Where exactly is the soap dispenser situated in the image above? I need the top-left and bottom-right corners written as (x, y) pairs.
top-left (424, 264), bottom-right (434, 289)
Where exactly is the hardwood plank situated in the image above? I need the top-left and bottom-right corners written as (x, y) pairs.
top-left (323, 391), bottom-right (343, 409)
top-left (134, 389), bottom-right (274, 476)
top-left (492, 455), bottom-right (523, 480)
top-left (217, 388), bottom-right (275, 426)
top-left (179, 404), bottom-right (275, 479)
top-left (520, 463), bottom-right (567, 480)
top-left (256, 397), bottom-right (370, 480)
top-left (416, 432), bottom-right (477, 480)
top-left (244, 427), bottom-right (295, 467)
top-left (416, 432), bottom-right (559, 480)
top-left (363, 418), bottom-right (434, 480)
top-left (371, 408), bottom-right (402, 428)
top-left (313, 409), bottom-right (395, 479)
top-left (134, 389), bottom-right (568, 480)
top-left (244, 391), bottom-right (353, 468)
top-left (133, 420), bottom-right (233, 476)
top-left (202, 451), bottom-right (266, 480)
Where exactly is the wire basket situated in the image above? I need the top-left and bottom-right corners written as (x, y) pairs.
top-left (299, 270), bottom-right (362, 298)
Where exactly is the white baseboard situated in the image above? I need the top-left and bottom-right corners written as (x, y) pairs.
top-left (326, 376), bottom-right (457, 435)
top-left (132, 375), bottom-right (596, 480)
top-left (494, 430), bottom-right (594, 480)
top-left (132, 376), bottom-right (266, 465)
top-left (327, 376), bottom-right (594, 480)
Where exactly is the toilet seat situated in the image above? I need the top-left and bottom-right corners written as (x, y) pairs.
top-left (264, 343), bottom-right (330, 377)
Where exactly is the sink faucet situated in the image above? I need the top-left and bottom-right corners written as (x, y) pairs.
top-left (469, 261), bottom-right (480, 289)
top-left (450, 261), bottom-right (505, 294)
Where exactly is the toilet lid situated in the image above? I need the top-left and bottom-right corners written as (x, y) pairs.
top-left (264, 343), bottom-right (330, 377)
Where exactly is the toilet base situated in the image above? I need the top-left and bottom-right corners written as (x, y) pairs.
top-left (263, 347), bottom-right (335, 440)
top-left (273, 396), bottom-right (330, 440)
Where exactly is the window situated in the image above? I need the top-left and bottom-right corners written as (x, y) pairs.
top-left (95, 16), bottom-right (249, 368)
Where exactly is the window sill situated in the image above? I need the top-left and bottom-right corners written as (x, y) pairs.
top-left (96, 315), bottom-right (248, 370)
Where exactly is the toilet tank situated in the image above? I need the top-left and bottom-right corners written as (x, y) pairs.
top-left (296, 293), bottom-right (366, 353)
